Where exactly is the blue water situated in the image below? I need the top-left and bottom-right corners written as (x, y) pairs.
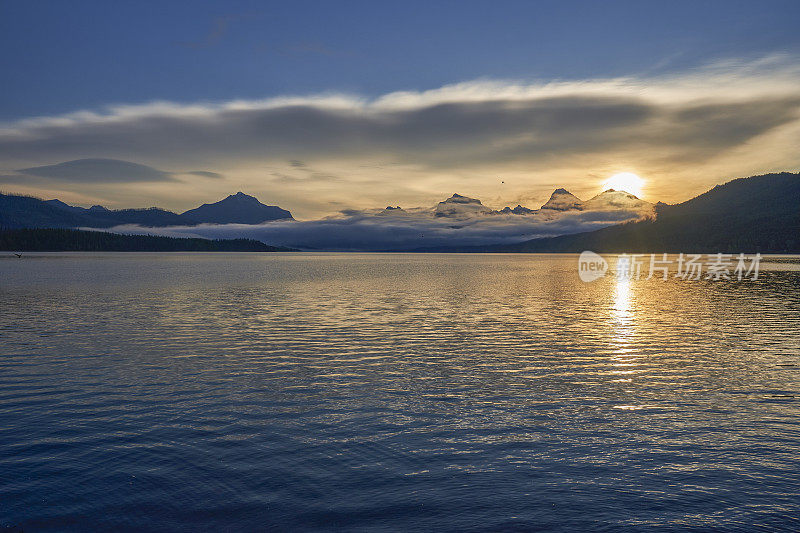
top-left (1, 253), bottom-right (799, 531)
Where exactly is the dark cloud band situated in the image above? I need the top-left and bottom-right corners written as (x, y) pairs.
top-left (2, 92), bottom-right (798, 173)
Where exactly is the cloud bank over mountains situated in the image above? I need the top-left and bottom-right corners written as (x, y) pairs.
top-left (1, 56), bottom-right (799, 215)
top-left (97, 188), bottom-right (653, 251)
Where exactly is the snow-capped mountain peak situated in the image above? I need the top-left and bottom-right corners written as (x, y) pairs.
top-left (540, 188), bottom-right (584, 211)
top-left (583, 189), bottom-right (652, 214)
top-left (434, 193), bottom-right (493, 217)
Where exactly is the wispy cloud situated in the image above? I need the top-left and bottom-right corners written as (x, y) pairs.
top-left (17, 158), bottom-right (174, 182)
top-left (185, 170), bottom-right (224, 179)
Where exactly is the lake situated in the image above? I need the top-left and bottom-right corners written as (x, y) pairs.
top-left (1, 253), bottom-right (799, 531)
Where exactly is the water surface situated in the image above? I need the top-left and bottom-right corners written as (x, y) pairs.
top-left (1, 253), bottom-right (799, 531)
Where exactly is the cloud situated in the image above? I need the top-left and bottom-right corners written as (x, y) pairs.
top-left (95, 208), bottom-right (648, 251)
top-left (1, 55), bottom-right (799, 214)
top-left (16, 158), bottom-right (174, 182)
top-left (186, 170), bottom-right (224, 178)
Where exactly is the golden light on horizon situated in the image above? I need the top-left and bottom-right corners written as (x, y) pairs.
top-left (603, 172), bottom-right (645, 198)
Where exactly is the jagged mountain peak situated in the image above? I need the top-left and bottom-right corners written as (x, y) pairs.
top-left (499, 205), bottom-right (536, 215)
top-left (442, 193), bottom-right (483, 205)
top-left (435, 193), bottom-right (491, 217)
top-left (541, 188), bottom-right (584, 211)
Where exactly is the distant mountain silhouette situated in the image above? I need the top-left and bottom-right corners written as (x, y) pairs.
top-left (0, 194), bottom-right (117, 228)
top-left (0, 191), bottom-right (292, 228)
top-left (62, 202), bottom-right (191, 226)
top-left (181, 192), bottom-right (293, 224)
top-left (421, 173), bottom-right (800, 253)
top-left (0, 228), bottom-right (294, 252)
top-left (92, 207), bottom-right (192, 226)
top-left (44, 199), bottom-right (84, 213)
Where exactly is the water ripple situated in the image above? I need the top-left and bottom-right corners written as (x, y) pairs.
top-left (0, 253), bottom-right (799, 531)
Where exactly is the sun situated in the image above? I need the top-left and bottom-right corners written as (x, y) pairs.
top-left (602, 172), bottom-right (645, 197)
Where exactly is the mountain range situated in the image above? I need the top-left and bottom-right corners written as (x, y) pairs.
top-left (0, 192), bottom-right (292, 229)
top-left (417, 188), bottom-right (652, 219)
top-left (1, 172), bottom-right (797, 253)
top-left (0, 186), bottom-right (653, 232)
top-left (418, 172), bottom-right (800, 253)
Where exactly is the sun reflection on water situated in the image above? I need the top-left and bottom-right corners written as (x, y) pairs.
top-left (611, 273), bottom-right (634, 345)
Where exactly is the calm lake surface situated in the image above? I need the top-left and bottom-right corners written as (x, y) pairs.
top-left (1, 253), bottom-right (799, 532)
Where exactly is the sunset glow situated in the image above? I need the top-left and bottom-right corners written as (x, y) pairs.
top-left (603, 172), bottom-right (645, 197)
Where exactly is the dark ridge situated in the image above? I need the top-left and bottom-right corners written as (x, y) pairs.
top-left (0, 228), bottom-right (295, 252)
top-left (0, 191), bottom-right (293, 228)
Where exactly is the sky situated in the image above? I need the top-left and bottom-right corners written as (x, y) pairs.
top-left (1, 0), bottom-right (799, 218)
